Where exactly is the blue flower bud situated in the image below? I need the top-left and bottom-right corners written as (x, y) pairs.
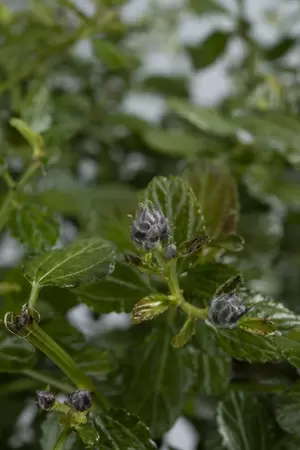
top-left (36, 390), bottom-right (55, 410)
top-left (70, 390), bottom-right (92, 412)
top-left (164, 243), bottom-right (177, 260)
top-left (208, 293), bottom-right (249, 329)
top-left (130, 203), bottom-right (169, 249)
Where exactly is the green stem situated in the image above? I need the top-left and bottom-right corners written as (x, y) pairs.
top-left (18, 160), bottom-right (42, 188)
top-left (0, 190), bottom-right (15, 232)
top-left (28, 283), bottom-right (41, 309)
top-left (166, 260), bottom-right (208, 320)
top-left (26, 324), bottom-right (109, 409)
top-left (53, 426), bottom-right (72, 450)
top-left (22, 369), bottom-right (74, 393)
top-left (0, 160), bottom-right (42, 233)
top-left (167, 261), bottom-right (182, 300)
top-left (1, 170), bottom-right (16, 189)
top-left (180, 301), bottom-right (208, 320)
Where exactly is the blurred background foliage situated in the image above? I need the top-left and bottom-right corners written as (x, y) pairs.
top-left (1, 0), bottom-right (300, 449)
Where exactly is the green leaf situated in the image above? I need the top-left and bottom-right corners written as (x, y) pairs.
top-left (93, 40), bottom-right (137, 70)
top-left (233, 112), bottom-right (300, 154)
top-left (275, 391), bottom-right (300, 438)
top-left (181, 262), bottom-right (239, 308)
top-left (40, 413), bottom-right (78, 450)
top-left (171, 317), bottom-right (196, 348)
top-left (213, 324), bottom-right (281, 362)
top-left (74, 347), bottom-right (117, 379)
top-left (192, 322), bottom-right (231, 394)
top-left (217, 392), bottom-right (275, 450)
top-left (142, 176), bottom-right (205, 245)
top-left (8, 204), bottom-right (59, 251)
top-left (123, 320), bottom-right (190, 437)
top-left (92, 408), bottom-right (156, 449)
top-left (142, 75), bottom-right (189, 98)
top-left (190, 0), bottom-right (227, 15)
top-left (21, 83), bottom-right (52, 133)
top-left (239, 290), bottom-right (300, 332)
top-left (77, 424), bottom-right (100, 447)
top-left (178, 235), bottom-right (211, 259)
top-left (23, 237), bottom-right (116, 288)
top-left (131, 294), bottom-right (170, 324)
top-left (73, 263), bottom-right (152, 313)
top-left (142, 128), bottom-right (204, 157)
top-left (187, 31), bottom-right (231, 70)
top-left (169, 99), bottom-right (238, 137)
top-left (194, 312), bottom-right (281, 363)
top-left (10, 118), bottom-right (44, 157)
top-left (264, 37), bottom-right (296, 60)
top-left (272, 435), bottom-right (300, 450)
top-left (211, 234), bottom-right (244, 252)
top-left (193, 349), bottom-right (231, 395)
top-left (184, 161), bottom-right (239, 238)
top-left (0, 334), bottom-right (35, 372)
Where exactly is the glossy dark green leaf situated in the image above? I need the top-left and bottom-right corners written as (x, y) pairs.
top-left (239, 290), bottom-right (300, 332)
top-left (187, 31), bottom-right (231, 69)
top-left (181, 262), bottom-right (239, 307)
top-left (142, 128), bottom-right (203, 157)
top-left (23, 237), bottom-right (116, 288)
top-left (0, 334), bottom-right (35, 372)
top-left (131, 294), bottom-right (170, 324)
top-left (142, 176), bottom-right (205, 245)
top-left (171, 317), bottom-right (196, 348)
top-left (213, 324), bottom-right (281, 362)
top-left (217, 392), bottom-right (276, 450)
top-left (123, 320), bottom-right (190, 437)
top-left (75, 347), bottom-right (117, 379)
top-left (73, 263), bottom-right (152, 313)
top-left (193, 348), bottom-right (231, 395)
top-left (265, 37), bottom-right (296, 60)
top-left (275, 391), bottom-right (300, 438)
top-left (92, 408), bottom-right (156, 449)
top-left (169, 99), bottom-right (238, 137)
top-left (8, 204), bottom-right (59, 251)
top-left (184, 161), bottom-right (239, 238)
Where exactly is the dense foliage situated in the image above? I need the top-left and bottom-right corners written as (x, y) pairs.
top-left (1, 0), bottom-right (300, 449)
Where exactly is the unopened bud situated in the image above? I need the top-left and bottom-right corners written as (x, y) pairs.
top-left (70, 390), bottom-right (92, 412)
top-left (208, 293), bottom-right (249, 329)
top-left (130, 203), bottom-right (169, 250)
top-left (36, 390), bottom-right (55, 410)
top-left (164, 244), bottom-right (177, 260)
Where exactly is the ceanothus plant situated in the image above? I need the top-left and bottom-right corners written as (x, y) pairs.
top-left (1, 120), bottom-right (300, 449)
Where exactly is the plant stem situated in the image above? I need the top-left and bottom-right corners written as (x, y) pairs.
top-left (1, 170), bottom-right (16, 189)
top-left (18, 160), bottom-right (42, 188)
top-left (22, 369), bottom-right (74, 393)
top-left (53, 425), bottom-right (73, 450)
top-left (26, 324), bottom-right (109, 409)
top-left (0, 190), bottom-right (15, 232)
top-left (166, 260), bottom-right (208, 320)
top-left (0, 160), bottom-right (42, 234)
top-left (179, 301), bottom-right (208, 319)
top-left (28, 282), bottom-right (41, 309)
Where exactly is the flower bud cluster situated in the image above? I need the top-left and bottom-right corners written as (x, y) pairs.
top-left (36, 389), bottom-right (92, 412)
